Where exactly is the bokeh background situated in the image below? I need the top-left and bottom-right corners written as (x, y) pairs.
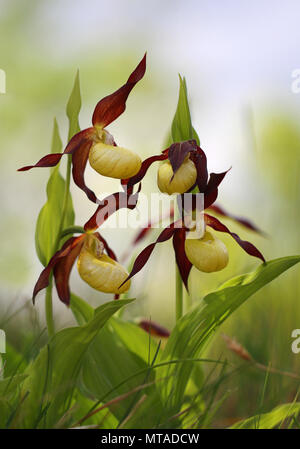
top-left (1, 0), bottom-right (300, 425)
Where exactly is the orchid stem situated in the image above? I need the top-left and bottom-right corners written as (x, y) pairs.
top-left (175, 265), bottom-right (183, 321)
top-left (45, 276), bottom-right (54, 338)
top-left (175, 197), bottom-right (183, 322)
top-left (45, 154), bottom-right (72, 338)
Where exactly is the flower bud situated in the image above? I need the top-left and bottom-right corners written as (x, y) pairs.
top-left (184, 230), bottom-right (229, 273)
top-left (89, 142), bottom-right (142, 179)
top-left (77, 234), bottom-right (130, 294)
top-left (157, 158), bottom-right (197, 195)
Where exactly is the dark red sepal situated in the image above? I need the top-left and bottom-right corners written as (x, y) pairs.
top-left (168, 140), bottom-right (197, 178)
top-left (126, 152), bottom-right (168, 187)
top-left (208, 204), bottom-right (265, 235)
top-left (203, 169), bottom-right (231, 209)
top-left (18, 127), bottom-right (95, 172)
top-left (53, 236), bottom-right (85, 305)
top-left (204, 213), bottom-right (265, 262)
top-left (32, 235), bottom-right (85, 304)
top-left (92, 54), bottom-right (146, 128)
top-left (84, 187), bottom-right (140, 231)
top-left (139, 319), bottom-right (170, 338)
top-left (120, 223), bottom-right (180, 287)
top-left (190, 147), bottom-right (208, 192)
top-left (71, 138), bottom-right (97, 203)
top-left (18, 153), bottom-right (63, 171)
top-left (172, 229), bottom-right (192, 290)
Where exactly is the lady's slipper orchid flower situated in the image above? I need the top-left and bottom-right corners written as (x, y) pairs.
top-left (18, 55), bottom-right (146, 203)
top-left (32, 189), bottom-right (139, 305)
top-left (125, 139), bottom-right (227, 209)
top-left (120, 142), bottom-right (265, 290)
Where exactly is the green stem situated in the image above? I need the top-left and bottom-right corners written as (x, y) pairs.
top-left (45, 155), bottom-right (72, 337)
top-left (45, 277), bottom-right (54, 337)
top-left (175, 197), bottom-right (183, 322)
top-left (175, 265), bottom-right (183, 321)
top-left (60, 225), bottom-right (85, 239)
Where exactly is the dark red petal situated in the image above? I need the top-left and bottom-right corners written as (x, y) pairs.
top-left (71, 139), bottom-right (97, 203)
top-left (204, 188), bottom-right (219, 209)
top-left (139, 319), bottom-right (170, 338)
top-left (172, 229), bottom-right (193, 290)
top-left (205, 169), bottom-right (230, 195)
top-left (53, 236), bottom-right (85, 305)
top-left (203, 169), bottom-right (231, 209)
top-left (190, 147), bottom-right (208, 192)
top-left (168, 140), bottom-right (197, 177)
top-left (204, 213), bottom-right (265, 262)
top-left (92, 54), bottom-right (146, 128)
top-left (208, 204), bottom-right (265, 235)
top-left (64, 127), bottom-right (95, 154)
top-left (94, 232), bottom-right (117, 261)
top-left (18, 153), bottom-right (63, 171)
top-left (84, 188), bottom-right (140, 231)
top-left (120, 224), bottom-right (178, 287)
top-left (32, 236), bottom-right (82, 303)
top-left (126, 152), bottom-right (168, 187)
top-left (18, 128), bottom-right (95, 172)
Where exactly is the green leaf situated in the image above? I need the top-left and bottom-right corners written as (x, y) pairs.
top-left (35, 120), bottom-right (75, 266)
top-left (80, 316), bottom-right (158, 420)
top-left (19, 299), bottom-right (134, 428)
top-left (70, 293), bottom-right (94, 325)
top-left (171, 75), bottom-right (200, 145)
top-left (231, 402), bottom-right (300, 429)
top-left (66, 70), bottom-right (81, 140)
top-left (158, 256), bottom-right (300, 414)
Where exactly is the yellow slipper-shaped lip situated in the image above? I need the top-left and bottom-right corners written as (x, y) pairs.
top-left (89, 142), bottom-right (142, 179)
top-left (184, 230), bottom-right (229, 273)
top-left (157, 158), bottom-right (197, 195)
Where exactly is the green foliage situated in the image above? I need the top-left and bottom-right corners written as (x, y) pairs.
top-left (171, 75), bottom-right (200, 144)
top-left (231, 402), bottom-right (300, 429)
top-left (34, 119), bottom-right (75, 266)
top-left (17, 299), bottom-right (133, 428)
top-left (157, 256), bottom-right (300, 416)
top-left (66, 70), bottom-right (81, 140)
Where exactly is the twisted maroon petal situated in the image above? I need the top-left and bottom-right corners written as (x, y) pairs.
top-left (204, 213), bottom-right (265, 262)
top-left (71, 138), bottom-right (97, 203)
top-left (120, 223), bottom-right (180, 287)
top-left (172, 229), bottom-right (192, 290)
top-left (32, 236), bottom-right (84, 304)
top-left (92, 54), bottom-right (146, 128)
top-left (53, 235), bottom-right (85, 305)
top-left (18, 153), bottom-right (63, 171)
top-left (18, 127), bottom-right (95, 172)
top-left (84, 187), bottom-right (140, 231)
top-left (208, 204), bottom-right (265, 235)
top-left (126, 152), bottom-right (168, 187)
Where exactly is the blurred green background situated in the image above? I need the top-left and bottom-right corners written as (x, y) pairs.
top-left (1, 0), bottom-right (300, 425)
